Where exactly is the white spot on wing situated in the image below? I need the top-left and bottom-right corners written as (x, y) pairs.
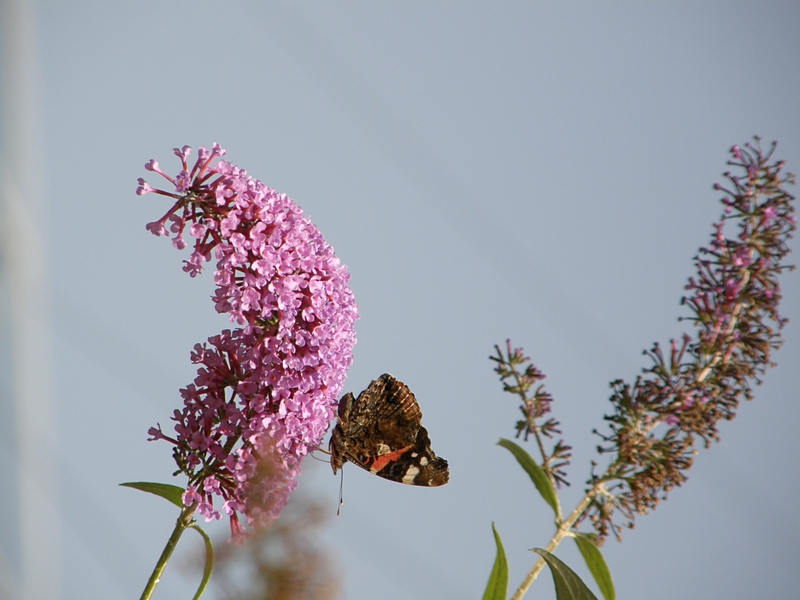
top-left (402, 466), bottom-right (420, 484)
top-left (420, 456), bottom-right (428, 466)
top-left (377, 443), bottom-right (391, 455)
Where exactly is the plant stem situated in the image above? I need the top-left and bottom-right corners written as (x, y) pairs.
top-left (510, 484), bottom-right (599, 600)
top-left (139, 504), bottom-right (197, 600)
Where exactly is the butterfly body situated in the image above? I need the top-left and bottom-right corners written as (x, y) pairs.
top-left (329, 374), bottom-right (449, 486)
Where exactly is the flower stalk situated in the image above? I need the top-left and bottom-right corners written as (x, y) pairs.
top-left (492, 139), bottom-right (795, 598)
top-left (134, 144), bottom-right (358, 597)
top-left (137, 144), bottom-right (358, 530)
top-left (139, 504), bottom-right (197, 600)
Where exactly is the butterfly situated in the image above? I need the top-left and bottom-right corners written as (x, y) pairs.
top-left (329, 374), bottom-right (449, 486)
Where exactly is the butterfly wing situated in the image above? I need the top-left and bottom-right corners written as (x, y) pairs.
top-left (330, 374), bottom-right (449, 486)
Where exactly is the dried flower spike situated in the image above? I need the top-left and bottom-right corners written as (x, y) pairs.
top-left (588, 139), bottom-right (795, 540)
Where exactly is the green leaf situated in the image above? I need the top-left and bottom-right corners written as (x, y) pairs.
top-left (533, 548), bottom-right (598, 600)
top-left (497, 438), bottom-right (559, 515)
top-left (120, 482), bottom-right (185, 509)
top-left (190, 524), bottom-right (214, 600)
top-left (482, 523), bottom-right (508, 600)
top-left (573, 534), bottom-right (615, 600)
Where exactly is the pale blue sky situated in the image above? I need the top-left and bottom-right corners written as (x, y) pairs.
top-left (2, 2), bottom-right (799, 599)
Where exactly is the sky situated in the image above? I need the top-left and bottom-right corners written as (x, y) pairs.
top-left (1, 2), bottom-right (799, 599)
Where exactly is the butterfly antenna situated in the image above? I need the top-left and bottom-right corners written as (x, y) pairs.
top-left (308, 443), bottom-right (331, 456)
top-left (336, 469), bottom-right (344, 517)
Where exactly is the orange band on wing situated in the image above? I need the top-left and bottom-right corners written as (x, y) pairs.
top-left (368, 445), bottom-right (413, 473)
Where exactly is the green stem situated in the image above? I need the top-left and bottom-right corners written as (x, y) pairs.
top-left (139, 504), bottom-right (197, 600)
top-left (510, 484), bottom-right (600, 600)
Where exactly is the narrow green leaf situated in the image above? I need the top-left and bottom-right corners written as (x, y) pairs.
top-left (482, 523), bottom-right (508, 600)
top-left (573, 534), bottom-right (615, 600)
top-left (533, 548), bottom-right (598, 600)
top-left (120, 482), bottom-right (185, 509)
top-left (190, 524), bottom-right (214, 600)
top-left (497, 438), bottom-right (559, 515)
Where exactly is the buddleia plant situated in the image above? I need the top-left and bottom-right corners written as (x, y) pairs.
top-left (483, 139), bottom-right (796, 600)
top-left (126, 144), bottom-right (358, 600)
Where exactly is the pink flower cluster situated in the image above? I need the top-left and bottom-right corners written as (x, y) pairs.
top-left (137, 144), bottom-right (358, 530)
